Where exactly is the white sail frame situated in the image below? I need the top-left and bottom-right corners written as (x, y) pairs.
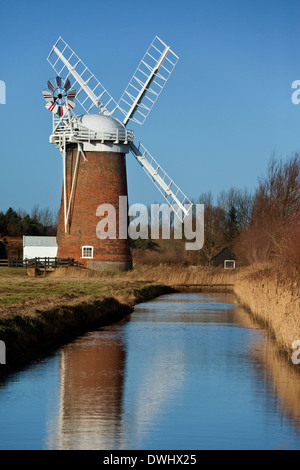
top-left (117, 36), bottom-right (179, 126)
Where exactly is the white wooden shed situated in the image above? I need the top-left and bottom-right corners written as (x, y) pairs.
top-left (23, 236), bottom-right (58, 260)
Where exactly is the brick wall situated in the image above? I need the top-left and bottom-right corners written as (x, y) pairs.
top-left (57, 145), bottom-right (132, 268)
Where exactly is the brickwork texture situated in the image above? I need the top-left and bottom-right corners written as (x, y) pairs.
top-left (57, 145), bottom-right (132, 269)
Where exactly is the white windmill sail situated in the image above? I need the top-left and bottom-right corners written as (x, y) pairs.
top-left (130, 139), bottom-right (192, 220)
top-left (117, 36), bottom-right (179, 126)
top-left (47, 37), bottom-right (118, 116)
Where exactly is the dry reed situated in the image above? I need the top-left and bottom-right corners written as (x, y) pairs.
top-left (51, 263), bottom-right (299, 353)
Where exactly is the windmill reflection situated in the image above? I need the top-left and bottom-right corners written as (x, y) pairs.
top-left (47, 326), bottom-right (126, 450)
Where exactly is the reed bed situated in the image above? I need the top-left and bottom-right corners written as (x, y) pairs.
top-left (50, 264), bottom-right (237, 286)
top-left (233, 263), bottom-right (299, 353)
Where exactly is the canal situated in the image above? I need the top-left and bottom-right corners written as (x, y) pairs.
top-left (0, 292), bottom-right (300, 450)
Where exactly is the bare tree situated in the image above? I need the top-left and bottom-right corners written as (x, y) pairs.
top-left (217, 187), bottom-right (254, 237)
top-left (38, 208), bottom-right (54, 227)
top-left (195, 192), bottom-right (228, 265)
top-left (234, 154), bottom-right (300, 265)
top-left (31, 205), bottom-right (56, 228)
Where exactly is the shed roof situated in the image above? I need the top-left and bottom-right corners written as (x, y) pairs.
top-left (23, 236), bottom-right (57, 247)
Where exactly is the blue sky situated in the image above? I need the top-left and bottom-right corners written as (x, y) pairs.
top-left (0, 0), bottom-right (300, 214)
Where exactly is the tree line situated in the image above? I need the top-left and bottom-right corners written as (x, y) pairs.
top-left (193, 153), bottom-right (299, 267)
top-left (0, 205), bottom-right (58, 237)
top-left (134, 153), bottom-right (299, 268)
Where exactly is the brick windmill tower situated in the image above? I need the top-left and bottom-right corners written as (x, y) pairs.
top-left (43, 36), bottom-right (192, 271)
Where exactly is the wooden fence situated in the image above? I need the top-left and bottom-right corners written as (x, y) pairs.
top-left (0, 258), bottom-right (83, 269)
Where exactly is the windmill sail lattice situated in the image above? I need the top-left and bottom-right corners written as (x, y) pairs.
top-left (117, 36), bottom-right (179, 126)
top-left (130, 139), bottom-right (192, 219)
top-left (47, 37), bottom-right (118, 116)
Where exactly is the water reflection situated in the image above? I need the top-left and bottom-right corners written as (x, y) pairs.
top-left (1, 292), bottom-right (300, 450)
top-left (44, 293), bottom-right (300, 450)
top-left (47, 328), bottom-right (126, 449)
top-left (234, 306), bottom-right (300, 436)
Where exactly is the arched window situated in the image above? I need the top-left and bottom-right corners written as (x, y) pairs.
top-left (82, 246), bottom-right (94, 259)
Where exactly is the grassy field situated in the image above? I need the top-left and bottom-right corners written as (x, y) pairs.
top-left (0, 268), bottom-right (151, 313)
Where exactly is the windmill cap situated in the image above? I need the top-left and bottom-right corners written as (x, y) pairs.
top-left (77, 114), bottom-right (126, 133)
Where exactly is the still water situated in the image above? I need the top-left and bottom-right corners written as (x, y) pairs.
top-left (0, 292), bottom-right (300, 450)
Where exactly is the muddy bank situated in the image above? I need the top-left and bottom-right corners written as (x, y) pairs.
top-left (0, 284), bottom-right (174, 372)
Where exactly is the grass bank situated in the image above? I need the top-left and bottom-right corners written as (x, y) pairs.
top-left (0, 269), bottom-right (174, 370)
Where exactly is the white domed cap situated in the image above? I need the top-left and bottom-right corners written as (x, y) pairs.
top-left (74, 113), bottom-right (133, 153)
top-left (77, 114), bottom-right (126, 133)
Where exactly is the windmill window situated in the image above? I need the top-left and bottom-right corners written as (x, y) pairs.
top-left (82, 246), bottom-right (94, 259)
